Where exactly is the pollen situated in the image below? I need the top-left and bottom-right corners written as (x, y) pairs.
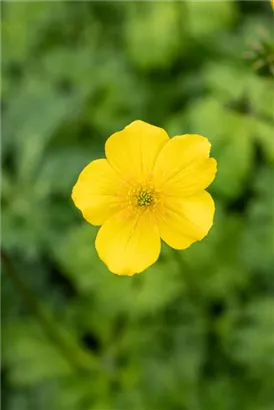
top-left (136, 189), bottom-right (154, 207)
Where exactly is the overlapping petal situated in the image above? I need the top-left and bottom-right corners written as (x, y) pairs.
top-left (153, 134), bottom-right (217, 196)
top-left (72, 122), bottom-right (217, 275)
top-left (95, 208), bottom-right (161, 275)
top-left (72, 159), bottom-right (128, 226)
top-left (156, 191), bottom-right (215, 250)
top-left (105, 120), bottom-right (169, 184)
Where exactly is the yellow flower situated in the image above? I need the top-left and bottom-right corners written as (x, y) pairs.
top-left (272, 0), bottom-right (274, 10)
top-left (72, 120), bottom-right (217, 276)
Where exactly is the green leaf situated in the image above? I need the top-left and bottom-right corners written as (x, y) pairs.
top-left (240, 166), bottom-right (274, 276)
top-left (254, 119), bottom-right (274, 162)
top-left (126, 1), bottom-right (185, 69)
top-left (187, 98), bottom-right (254, 199)
top-left (186, 0), bottom-right (235, 38)
top-left (2, 321), bottom-right (72, 386)
top-left (2, 2), bottom-right (62, 64)
top-left (229, 298), bottom-right (274, 382)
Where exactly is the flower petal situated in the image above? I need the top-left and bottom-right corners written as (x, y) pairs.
top-left (105, 120), bottom-right (169, 184)
top-left (95, 208), bottom-right (161, 275)
top-left (154, 134), bottom-right (217, 196)
top-left (72, 159), bottom-right (127, 226)
top-left (156, 191), bottom-right (215, 250)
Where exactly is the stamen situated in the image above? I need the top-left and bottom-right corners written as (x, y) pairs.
top-left (136, 189), bottom-right (154, 207)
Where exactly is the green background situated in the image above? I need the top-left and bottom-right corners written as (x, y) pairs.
top-left (1, 1), bottom-right (274, 410)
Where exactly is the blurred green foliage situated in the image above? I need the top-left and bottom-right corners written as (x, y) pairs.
top-left (1, 1), bottom-right (274, 410)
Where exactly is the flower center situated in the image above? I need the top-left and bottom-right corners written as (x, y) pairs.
top-left (136, 189), bottom-right (154, 207)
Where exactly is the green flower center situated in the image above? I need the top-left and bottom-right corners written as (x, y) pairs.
top-left (136, 189), bottom-right (154, 207)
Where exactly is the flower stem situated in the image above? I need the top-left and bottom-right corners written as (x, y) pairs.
top-left (1, 249), bottom-right (98, 374)
top-left (173, 249), bottom-right (204, 305)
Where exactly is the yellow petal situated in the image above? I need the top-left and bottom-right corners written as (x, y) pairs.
top-left (105, 120), bottom-right (169, 184)
top-left (156, 191), bottom-right (215, 250)
top-left (154, 134), bottom-right (217, 196)
top-left (72, 159), bottom-right (127, 226)
top-left (95, 208), bottom-right (161, 275)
